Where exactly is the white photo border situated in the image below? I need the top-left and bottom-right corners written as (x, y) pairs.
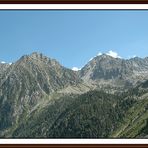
top-left (0, 4), bottom-right (148, 144)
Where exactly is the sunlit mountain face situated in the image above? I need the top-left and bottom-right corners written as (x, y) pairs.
top-left (0, 52), bottom-right (148, 138)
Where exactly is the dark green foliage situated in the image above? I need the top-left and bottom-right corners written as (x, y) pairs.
top-left (0, 102), bottom-right (13, 130)
top-left (142, 119), bottom-right (148, 134)
top-left (47, 91), bottom-right (135, 138)
top-left (11, 90), bottom-right (135, 138)
top-left (141, 80), bottom-right (148, 88)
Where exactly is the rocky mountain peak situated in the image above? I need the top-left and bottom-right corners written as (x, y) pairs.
top-left (98, 53), bottom-right (112, 58)
top-left (16, 52), bottom-right (61, 70)
top-left (90, 53), bottom-right (122, 67)
top-left (79, 53), bottom-right (148, 89)
top-left (30, 52), bottom-right (44, 59)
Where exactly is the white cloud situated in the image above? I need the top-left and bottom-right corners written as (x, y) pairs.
top-left (72, 67), bottom-right (81, 71)
top-left (1, 61), bottom-right (6, 64)
top-left (133, 55), bottom-right (137, 58)
top-left (1, 61), bottom-right (12, 65)
top-left (106, 50), bottom-right (121, 58)
top-left (97, 52), bottom-right (102, 56)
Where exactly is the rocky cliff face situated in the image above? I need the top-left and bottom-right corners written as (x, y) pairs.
top-left (79, 54), bottom-right (148, 90)
top-left (0, 63), bottom-right (9, 73)
top-left (0, 63), bottom-right (10, 81)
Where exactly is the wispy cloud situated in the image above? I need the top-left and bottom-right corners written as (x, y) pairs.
top-left (97, 52), bottom-right (102, 56)
top-left (72, 67), bottom-right (81, 71)
top-left (1, 61), bottom-right (6, 64)
top-left (1, 61), bottom-right (12, 65)
top-left (106, 50), bottom-right (121, 58)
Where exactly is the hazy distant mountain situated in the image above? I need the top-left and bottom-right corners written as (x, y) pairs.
top-left (0, 52), bottom-right (148, 138)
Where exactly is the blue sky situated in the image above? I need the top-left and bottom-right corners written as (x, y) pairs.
top-left (0, 10), bottom-right (148, 69)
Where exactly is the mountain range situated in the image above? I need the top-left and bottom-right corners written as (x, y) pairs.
top-left (0, 52), bottom-right (148, 138)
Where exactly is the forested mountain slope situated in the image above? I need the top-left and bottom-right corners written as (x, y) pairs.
top-left (6, 90), bottom-right (135, 138)
top-left (0, 52), bottom-right (148, 138)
